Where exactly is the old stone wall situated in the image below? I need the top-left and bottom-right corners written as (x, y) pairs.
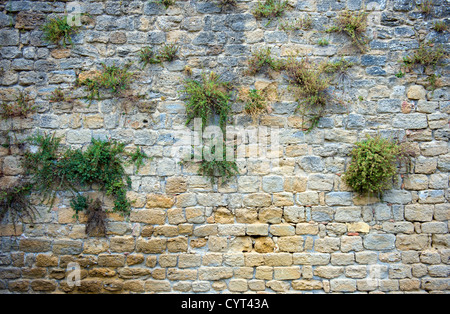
top-left (0, 0), bottom-right (449, 294)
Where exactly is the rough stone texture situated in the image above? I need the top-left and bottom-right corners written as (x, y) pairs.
top-left (0, 0), bottom-right (448, 295)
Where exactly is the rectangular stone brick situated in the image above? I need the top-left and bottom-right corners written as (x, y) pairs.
top-left (130, 209), bottom-right (166, 224)
top-left (136, 238), bottom-right (167, 253)
top-left (145, 280), bottom-right (171, 292)
top-left (330, 279), bottom-right (356, 292)
top-left (292, 279), bottom-right (323, 290)
top-left (404, 204), bottom-right (434, 222)
top-left (263, 253), bottom-right (293, 266)
top-left (98, 254), bottom-right (126, 267)
top-left (52, 240), bottom-right (83, 255)
top-left (19, 238), bottom-right (52, 253)
top-left (273, 266), bottom-right (301, 280)
top-left (198, 267), bottom-right (233, 280)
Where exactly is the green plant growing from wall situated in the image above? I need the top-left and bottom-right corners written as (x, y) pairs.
top-left (343, 135), bottom-right (411, 195)
top-left (128, 146), bottom-right (151, 173)
top-left (316, 38), bottom-right (329, 46)
top-left (238, 87), bottom-right (269, 122)
top-left (188, 144), bottom-right (239, 185)
top-left (432, 20), bottom-right (448, 32)
top-left (139, 43), bottom-right (179, 68)
top-left (182, 72), bottom-right (232, 131)
top-left (280, 14), bottom-right (313, 32)
top-left (70, 194), bottom-right (91, 218)
top-left (218, 0), bottom-right (238, 8)
top-left (41, 15), bottom-right (79, 47)
top-left (417, 0), bottom-right (433, 15)
top-left (139, 47), bottom-right (162, 68)
top-left (320, 57), bottom-right (354, 87)
top-left (0, 91), bottom-right (36, 120)
top-left (401, 41), bottom-right (447, 90)
top-left (23, 133), bottom-right (132, 216)
top-left (395, 70), bottom-right (405, 78)
top-left (157, 43), bottom-right (179, 62)
top-left (327, 10), bottom-right (369, 52)
top-left (320, 58), bottom-right (354, 75)
top-left (284, 57), bottom-right (332, 132)
top-left (402, 41), bottom-right (446, 71)
top-left (252, 0), bottom-right (289, 25)
top-left (0, 181), bottom-right (37, 229)
top-left (245, 47), bottom-right (284, 75)
top-left (77, 63), bottom-right (134, 102)
top-left (49, 88), bottom-right (73, 103)
top-left (154, 0), bottom-right (176, 9)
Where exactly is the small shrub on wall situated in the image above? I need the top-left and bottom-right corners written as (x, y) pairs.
top-left (343, 135), bottom-right (410, 195)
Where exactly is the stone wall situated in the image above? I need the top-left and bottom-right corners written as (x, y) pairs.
top-left (0, 0), bottom-right (449, 294)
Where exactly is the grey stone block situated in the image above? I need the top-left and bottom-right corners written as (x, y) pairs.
top-left (363, 234), bottom-right (396, 250)
top-left (0, 30), bottom-right (19, 46)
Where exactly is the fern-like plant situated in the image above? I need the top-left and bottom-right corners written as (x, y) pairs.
top-left (197, 145), bottom-right (239, 185)
top-left (24, 133), bottom-right (132, 215)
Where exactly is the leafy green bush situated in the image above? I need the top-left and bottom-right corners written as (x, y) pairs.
top-left (41, 15), bottom-right (79, 47)
top-left (182, 72), bottom-right (232, 131)
top-left (343, 135), bottom-right (407, 194)
top-left (24, 133), bottom-right (132, 215)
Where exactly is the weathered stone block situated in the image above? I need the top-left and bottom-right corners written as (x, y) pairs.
top-left (363, 234), bottom-right (396, 251)
top-left (396, 234), bottom-right (429, 250)
top-left (404, 204), bottom-right (433, 222)
top-left (136, 239), bottom-right (167, 254)
top-left (0, 30), bottom-right (19, 46)
top-left (393, 113), bottom-right (428, 129)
